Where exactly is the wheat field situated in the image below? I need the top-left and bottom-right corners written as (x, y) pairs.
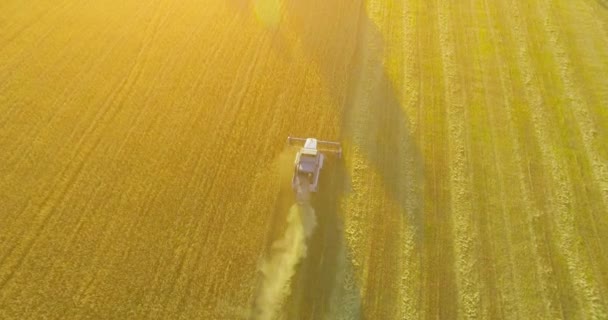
top-left (1, 0), bottom-right (607, 319)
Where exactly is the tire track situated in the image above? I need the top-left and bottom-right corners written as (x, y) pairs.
top-left (174, 16), bottom-right (295, 317)
top-left (412, 0), bottom-right (457, 318)
top-left (388, 1), bottom-right (423, 318)
top-left (178, 25), bottom-right (279, 314)
top-left (343, 1), bottom-right (427, 317)
top-left (202, 32), bottom-right (271, 297)
top-left (0, 0), bottom-right (155, 202)
top-left (482, 0), bottom-right (559, 317)
top-left (1, 0), bottom-right (342, 317)
top-left (437, 1), bottom-right (481, 317)
top-left (0, 0), bottom-right (77, 128)
top-left (506, 0), bottom-right (606, 317)
top-left (0, 0), bottom-right (80, 112)
top-left (465, 0), bottom-right (517, 316)
top-left (504, 2), bottom-right (580, 317)
top-left (1, 8), bottom-right (143, 176)
top-left (538, 0), bottom-right (608, 210)
top-left (566, 0), bottom-right (608, 118)
top-left (0, 0), bottom-right (174, 293)
top-left (0, 0), bottom-right (73, 60)
top-left (536, 0), bottom-right (608, 243)
top-left (126, 6), bottom-right (238, 316)
top-left (495, 0), bottom-right (570, 317)
top-left (0, 1), bottom-right (72, 53)
top-left (533, 0), bottom-right (608, 314)
top-left (340, 1), bottom-right (404, 318)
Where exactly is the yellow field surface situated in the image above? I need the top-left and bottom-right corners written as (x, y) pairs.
top-left (1, 0), bottom-right (608, 318)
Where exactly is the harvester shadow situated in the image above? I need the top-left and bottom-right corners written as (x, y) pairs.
top-left (229, 0), bottom-right (427, 315)
top-left (281, 1), bottom-right (429, 316)
top-left (284, 0), bottom-right (426, 242)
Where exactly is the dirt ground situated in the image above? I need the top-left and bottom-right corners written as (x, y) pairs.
top-left (1, 0), bottom-right (607, 319)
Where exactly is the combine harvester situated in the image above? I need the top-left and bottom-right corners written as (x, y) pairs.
top-left (287, 137), bottom-right (342, 203)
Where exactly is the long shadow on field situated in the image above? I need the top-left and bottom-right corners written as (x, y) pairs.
top-left (279, 0), bottom-right (434, 315)
top-left (282, 0), bottom-right (426, 242)
top-left (279, 1), bottom-right (428, 315)
top-left (227, 3), bottom-right (427, 230)
top-left (230, 0), bottom-right (431, 316)
top-left (331, 4), bottom-right (429, 317)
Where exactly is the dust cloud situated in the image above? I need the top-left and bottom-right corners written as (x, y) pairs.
top-left (252, 194), bottom-right (317, 319)
top-left (249, 146), bottom-right (319, 319)
top-left (252, 203), bottom-right (316, 319)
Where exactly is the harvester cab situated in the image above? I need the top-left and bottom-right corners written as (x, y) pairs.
top-left (287, 137), bottom-right (342, 201)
